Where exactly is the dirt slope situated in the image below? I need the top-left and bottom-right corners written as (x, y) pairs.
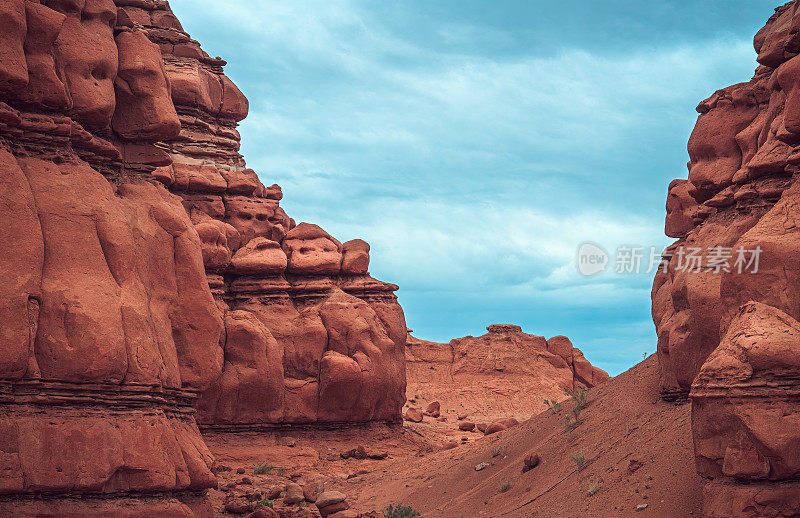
top-left (350, 355), bottom-right (701, 517)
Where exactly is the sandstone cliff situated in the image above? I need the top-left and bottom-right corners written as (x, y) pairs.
top-left (406, 325), bottom-right (609, 422)
top-left (0, 0), bottom-right (405, 515)
top-left (654, 2), bottom-right (800, 514)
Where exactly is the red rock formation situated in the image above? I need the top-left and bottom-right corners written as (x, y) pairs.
top-left (654, 2), bottom-right (800, 514)
top-left (0, 1), bottom-right (221, 515)
top-left (691, 303), bottom-right (800, 517)
top-left (0, 0), bottom-right (405, 514)
top-left (405, 326), bottom-right (608, 423)
top-left (124, 8), bottom-right (407, 428)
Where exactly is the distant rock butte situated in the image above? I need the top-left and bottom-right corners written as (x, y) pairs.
top-left (405, 325), bottom-right (609, 423)
top-left (654, 2), bottom-right (800, 514)
top-left (0, 0), bottom-right (404, 515)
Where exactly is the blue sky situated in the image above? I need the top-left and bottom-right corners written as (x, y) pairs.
top-left (169, 0), bottom-right (779, 375)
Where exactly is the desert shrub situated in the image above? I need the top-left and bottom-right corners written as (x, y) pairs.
top-left (499, 479), bottom-right (511, 493)
top-left (571, 387), bottom-right (588, 417)
top-left (253, 461), bottom-right (274, 474)
top-left (255, 499), bottom-right (273, 508)
top-left (384, 504), bottom-right (422, 518)
top-left (571, 451), bottom-right (587, 470)
top-left (491, 445), bottom-right (508, 458)
top-left (544, 399), bottom-right (562, 413)
top-left (586, 477), bottom-right (603, 497)
top-left (563, 414), bottom-right (577, 433)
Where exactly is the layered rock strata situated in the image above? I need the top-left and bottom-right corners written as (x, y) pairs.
top-left (0, 1), bottom-right (221, 514)
top-left (653, 2), bottom-right (800, 514)
top-left (0, 0), bottom-right (405, 514)
top-left (124, 1), bottom-right (409, 426)
top-left (691, 303), bottom-right (800, 517)
top-left (406, 325), bottom-right (608, 421)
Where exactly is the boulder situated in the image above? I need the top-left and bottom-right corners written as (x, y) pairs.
top-left (458, 421), bottom-right (476, 431)
top-left (315, 491), bottom-right (347, 509)
top-left (282, 223), bottom-right (342, 275)
top-left (226, 498), bottom-right (256, 515)
top-left (341, 239), bottom-right (370, 274)
top-left (283, 483), bottom-right (304, 505)
top-left (424, 401), bottom-right (441, 417)
top-left (522, 453), bottom-right (540, 473)
top-left (404, 407), bottom-right (424, 423)
top-left (303, 476), bottom-right (326, 502)
top-left (485, 418), bottom-right (519, 435)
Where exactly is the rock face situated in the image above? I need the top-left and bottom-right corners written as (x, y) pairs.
top-left (653, 2), bottom-right (800, 514)
top-left (405, 326), bottom-right (608, 422)
top-left (691, 303), bottom-right (800, 517)
top-left (0, 0), bottom-right (405, 514)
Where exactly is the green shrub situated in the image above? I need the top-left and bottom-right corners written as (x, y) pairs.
top-left (544, 399), bottom-right (562, 413)
top-left (384, 504), bottom-right (422, 518)
top-left (563, 414), bottom-right (577, 433)
top-left (571, 387), bottom-right (588, 416)
top-left (253, 461), bottom-right (274, 474)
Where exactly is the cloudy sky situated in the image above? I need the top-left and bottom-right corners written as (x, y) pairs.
top-left (169, 0), bottom-right (778, 375)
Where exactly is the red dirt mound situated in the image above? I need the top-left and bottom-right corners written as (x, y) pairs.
top-left (405, 327), bottom-right (608, 425)
top-left (351, 355), bottom-right (701, 517)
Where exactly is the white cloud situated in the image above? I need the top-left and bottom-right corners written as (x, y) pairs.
top-left (168, 0), bottom-right (760, 374)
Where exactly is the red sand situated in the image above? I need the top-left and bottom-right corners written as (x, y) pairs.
top-left (351, 357), bottom-right (700, 518)
top-left (207, 355), bottom-right (701, 517)
top-left (353, 355), bottom-right (700, 516)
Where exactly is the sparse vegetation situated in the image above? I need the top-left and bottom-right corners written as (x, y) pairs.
top-left (560, 387), bottom-right (589, 435)
top-left (571, 451), bottom-right (587, 471)
top-left (586, 477), bottom-right (603, 497)
top-left (571, 405), bottom-right (582, 424)
top-left (254, 498), bottom-right (274, 508)
top-left (544, 398), bottom-right (562, 413)
top-left (253, 461), bottom-right (274, 474)
top-left (276, 467), bottom-right (287, 476)
top-left (571, 387), bottom-right (588, 415)
top-left (563, 414), bottom-right (577, 433)
top-left (384, 504), bottom-right (422, 518)
top-left (491, 445), bottom-right (508, 458)
top-left (499, 478), bottom-right (511, 493)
